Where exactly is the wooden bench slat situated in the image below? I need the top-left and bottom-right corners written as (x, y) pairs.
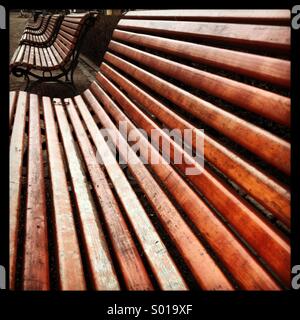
top-left (23, 94), bottom-right (50, 290)
top-left (34, 47), bottom-right (41, 68)
top-left (22, 45), bottom-right (30, 65)
top-left (74, 94), bottom-right (188, 290)
top-left (60, 25), bottom-right (80, 37)
top-left (15, 45), bottom-right (25, 64)
top-left (65, 97), bottom-right (154, 291)
top-left (104, 52), bottom-right (290, 176)
top-left (113, 29), bottom-right (290, 88)
top-left (109, 40), bottom-right (290, 126)
top-left (101, 64), bottom-right (290, 226)
top-left (55, 37), bottom-right (71, 57)
top-left (42, 47), bottom-right (53, 68)
top-left (83, 90), bottom-right (236, 291)
top-left (62, 21), bottom-right (79, 30)
top-left (125, 9), bottom-right (290, 25)
top-left (91, 74), bottom-right (290, 288)
top-left (117, 20), bottom-right (290, 53)
top-left (9, 91), bottom-right (27, 289)
top-left (28, 46), bottom-right (35, 67)
top-left (87, 87), bottom-right (284, 290)
top-left (57, 33), bottom-right (75, 48)
top-left (38, 47), bottom-right (47, 68)
top-left (42, 97), bottom-right (86, 290)
top-left (59, 29), bottom-right (77, 43)
top-left (46, 47), bottom-right (58, 67)
top-left (53, 99), bottom-right (120, 290)
top-left (53, 42), bottom-right (67, 62)
top-left (50, 45), bottom-right (63, 65)
top-left (99, 63), bottom-right (290, 227)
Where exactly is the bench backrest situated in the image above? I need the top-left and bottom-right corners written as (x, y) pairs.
top-left (88, 9), bottom-right (291, 287)
top-left (53, 12), bottom-right (97, 64)
top-left (96, 9), bottom-right (290, 225)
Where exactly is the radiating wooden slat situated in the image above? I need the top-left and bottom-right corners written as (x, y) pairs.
top-left (74, 94), bottom-right (188, 290)
top-left (50, 45), bottom-right (63, 65)
top-left (61, 25), bottom-right (80, 37)
top-left (113, 29), bottom-right (290, 88)
top-left (9, 91), bottom-right (27, 289)
top-left (125, 10), bottom-right (290, 25)
top-left (109, 40), bottom-right (290, 126)
top-left (15, 45), bottom-right (25, 64)
top-left (99, 62), bottom-right (291, 227)
top-left (23, 45), bottom-right (30, 65)
top-left (59, 30), bottom-right (77, 43)
top-left (28, 46), bottom-right (35, 67)
top-left (65, 97), bottom-right (153, 291)
top-left (46, 47), bottom-right (58, 67)
top-left (53, 42), bottom-right (66, 60)
top-left (38, 47), bottom-right (47, 68)
top-left (34, 47), bottom-right (41, 68)
top-left (42, 47), bottom-right (53, 68)
top-left (82, 91), bottom-right (235, 290)
top-left (104, 52), bottom-right (290, 175)
top-left (89, 78), bottom-right (288, 289)
top-left (42, 97), bottom-right (86, 290)
top-left (53, 99), bottom-right (120, 290)
top-left (117, 19), bottom-right (290, 53)
top-left (23, 94), bottom-right (50, 290)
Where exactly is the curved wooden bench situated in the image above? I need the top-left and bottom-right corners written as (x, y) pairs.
top-left (9, 9), bottom-right (291, 291)
top-left (24, 15), bottom-right (45, 30)
top-left (20, 15), bottom-right (63, 46)
top-left (10, 12), bottom-right (97, 91)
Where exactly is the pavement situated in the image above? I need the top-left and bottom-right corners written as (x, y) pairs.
top-left (9, 12), bottom-right (98, 98)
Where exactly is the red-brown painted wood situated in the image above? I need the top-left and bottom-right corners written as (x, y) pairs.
top-left (125, 10), bottom-right (290, 25)
top-left (82, 90), bottom-right (234, 290)
top-left (112, 29), bottom-right (290, 88)
top-left (104, 53), bottom-right (290, 175)
top-left (54, 99), bottom-right (120, 290)
top-left (99, 63), bottom-right (290, 228)
top-left (117, 19), bottom-right (290, 53)
top-left (43, 97), bottom-right (86, 290)
top-left (66, 97), bottom-right (154, 290)
top-left (74, 94), bottom-right (188, 290)
top-left (23, 94), bottom-right (50, 290)
top-left (91, 74), bottom-right (290, 287)
top-left (9, 91), bottom-right (27, 289)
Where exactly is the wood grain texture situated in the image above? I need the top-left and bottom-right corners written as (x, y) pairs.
top-left (23, 94), bottom-right (50, 290)
top-left (66, 97), bottom-right (153, 290)
top-left (112, 29), bottom-right (290, 88)
top-left (117, 19), bottom-right (290, 53)
top-left (54, 99), bottom-right (120, 290)
top-left (9, 91), bottom-right (27, 289)
top-left (89, 78), bottom-right (286, 289)
top-left (104, 53), bottom-right (290, 176)
top-left (43, 97), bottom-right (86, 290)
top-left (75, 94), bottom-right (188, 290)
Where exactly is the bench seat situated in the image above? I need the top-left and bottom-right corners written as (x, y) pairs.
top-left (9, 9), bottom-right (291, 291)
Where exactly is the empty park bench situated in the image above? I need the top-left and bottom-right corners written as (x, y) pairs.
top-left (9, 9), bottom-right (291, 291)
top-left (10, 12), bottom-right (97, 91)
top-left (20, 14), bottom-right (63, 46)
